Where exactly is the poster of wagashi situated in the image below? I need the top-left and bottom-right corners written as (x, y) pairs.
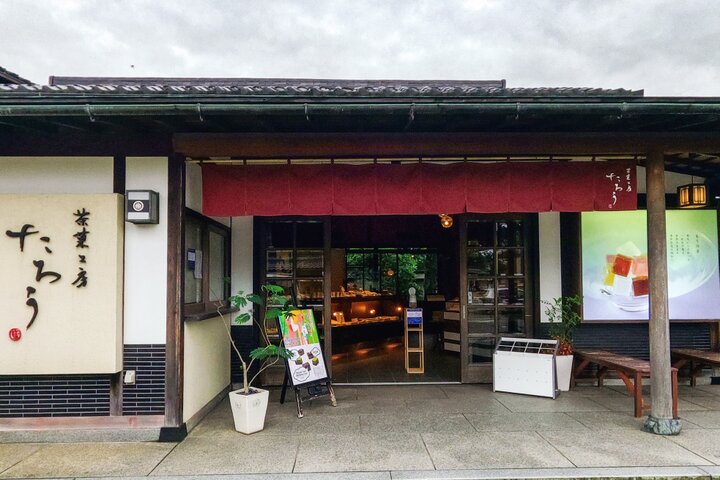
top-left (581, 210), bottom-right (720, 320)
top-left (279, 309), bottom-right (328, 386)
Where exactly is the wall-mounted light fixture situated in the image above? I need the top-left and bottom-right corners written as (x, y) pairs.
top-left (677, 178), bottom-right (707, 209)
top-left (125, 190), bottom-right (160, 224)
top-left (439, 214), bottom-right (453, 228)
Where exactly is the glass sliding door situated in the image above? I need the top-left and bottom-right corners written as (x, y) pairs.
top-left (460, 215), bottom-right (534, 383)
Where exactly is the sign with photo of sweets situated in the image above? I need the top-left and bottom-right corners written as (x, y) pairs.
top-left (0, 194), bottom-right (124, 375)
top-left (581, 210), bottom-right (720, 321)
top-left (278, 309), bottom-right (328, 387)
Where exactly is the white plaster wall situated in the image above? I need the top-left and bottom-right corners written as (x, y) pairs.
top-left (185, 162), bottom-right (203, 212)
top-left (0, 157), bottom-right (112, 193)
top-left (124, 157), bottom-right (168, 345)
top-left (183, 315), bottom-right (230, 423)
top-left (231, 217), bottom-right (254, 325)
top-left (538, 212), bottom-right (562, 323)
top-left (185, 162), bottom-right (230, 227)
top-left (636, 166), bottom-right (700, 194)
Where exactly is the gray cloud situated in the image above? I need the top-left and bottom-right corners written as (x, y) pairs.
top-left (1, 0), bottom-right (718, 95)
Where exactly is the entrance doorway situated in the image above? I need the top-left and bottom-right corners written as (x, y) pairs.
top-left (329, 215), bottom-right (460, 383)
top-left (254, 214), bottom-right (535, 384)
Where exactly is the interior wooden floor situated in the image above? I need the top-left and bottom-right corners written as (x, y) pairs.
top-left (330, 334), bottom-right (461, 383)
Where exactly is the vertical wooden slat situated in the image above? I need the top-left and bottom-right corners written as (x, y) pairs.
top-left (459, 215), bottom-right (469, 382)
top-left (110, 155), bottom-right (126, 416)
top-left (165, 154), bottom-right (186, 428)
top-left (559, 212), bottom-right (582, 298)
top-left (323, 217), bottom-right (333, 377)
top-left (527, 214), bottom-right (539, 338)
top-left (645, 150), bottom-right (676, 426)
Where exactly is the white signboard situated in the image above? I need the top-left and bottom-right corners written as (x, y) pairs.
top-left (0, 194), bottom-right (124, 374)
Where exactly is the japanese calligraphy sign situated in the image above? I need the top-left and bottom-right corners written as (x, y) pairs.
top-left (0, 194), bottom-right (124, 374)
top-left (593, 161), bottom-right (637, 211)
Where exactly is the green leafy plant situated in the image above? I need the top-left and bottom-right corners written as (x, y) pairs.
top-left (218, 284), bottom-right (294, 395)
top-left (542, 295), bottom-right (582, 355)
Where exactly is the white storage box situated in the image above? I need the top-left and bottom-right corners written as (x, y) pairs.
top-left (493, 338), bottom-right (559, 399)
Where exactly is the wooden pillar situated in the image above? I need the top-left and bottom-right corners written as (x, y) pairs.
top-left (110, 155), bottom-right (126, 416)
top-left (323, 217), bottom-right (332, 378)
top-left (644, 150), bottom-right (681, 435)
top-left (161, 154), bottom-right (187, 440)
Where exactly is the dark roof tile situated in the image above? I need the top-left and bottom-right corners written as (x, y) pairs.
top-left (0, 66), bottom-right (32, 85)
top-left (0, 77), bottom-right (643, 98)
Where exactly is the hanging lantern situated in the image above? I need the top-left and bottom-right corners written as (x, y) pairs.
top-left (677, 179), bottom-right (707, 208)
top-left (439, 214), bottom-right (453, 228)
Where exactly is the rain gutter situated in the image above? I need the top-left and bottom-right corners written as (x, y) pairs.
top-left (1, 102), bottom-right (720, 117)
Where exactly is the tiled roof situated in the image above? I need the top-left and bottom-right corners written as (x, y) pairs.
top-left (0, 66), bottom-right (32, 85)
top-left (0, 78), bottom-right (644, 98)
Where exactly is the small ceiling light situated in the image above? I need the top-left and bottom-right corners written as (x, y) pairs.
top-left (439, 214), bottom-right (453, 228)
top-left (677, 177), bottom-right (708, 208)
top-left (385, 268), bottom-right (395, 277)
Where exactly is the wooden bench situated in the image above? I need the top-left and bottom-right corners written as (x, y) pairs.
top-left (573, 349), bottom-right (678, 418)
top-left (672, 348), bottom-right (720, 387)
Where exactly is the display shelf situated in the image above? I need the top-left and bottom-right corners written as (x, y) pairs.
top-left (404, 308), bottom-right (424, 374)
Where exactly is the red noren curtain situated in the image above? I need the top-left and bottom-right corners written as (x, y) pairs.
top-left (201, 161), bottom-right (637, 216)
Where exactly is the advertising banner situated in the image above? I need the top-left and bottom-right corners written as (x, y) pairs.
top-left (279, 309), bottom-right (328, 386)
top-left (581, 210), bottom-right (720, 321)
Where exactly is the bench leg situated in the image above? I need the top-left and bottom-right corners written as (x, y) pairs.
top-left (616, 371), bottom-right (635, 397)
top-left (690, 362), bottom-right (705, 388)
top-left (634, 372), bottom-right (643, 418)
top-left (597, 366), bottom-right (609, 387)
top-left (572, 359), bottom-right (591, 388)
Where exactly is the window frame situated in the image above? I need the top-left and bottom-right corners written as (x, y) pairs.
top-left (184, 208), bottom-right (231, 316)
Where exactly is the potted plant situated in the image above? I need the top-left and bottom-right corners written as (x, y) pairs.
top-left (543, 295), bottom-right (582, 391)
top-left (218, 284), bottom-right (293, 434)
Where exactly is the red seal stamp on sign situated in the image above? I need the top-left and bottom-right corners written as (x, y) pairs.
top-left (8, 328), bottom-right (22, 342)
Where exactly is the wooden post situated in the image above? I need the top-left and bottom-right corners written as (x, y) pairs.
top-left (644, 150), bottom-right (681, 435)
top-left (161, 154), bottom-right (187, 441)
top-left (323, 216), bottom-right (332, 378)
top-left (110, 155), bottom-right (126, 416)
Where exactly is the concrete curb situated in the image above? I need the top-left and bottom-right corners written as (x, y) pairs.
top-left (5, 466), bottom-right (716, 480)
top-left (0, 427), bottom-right (161, 443)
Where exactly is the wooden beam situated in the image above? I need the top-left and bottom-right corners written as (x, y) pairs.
top-left (1, 132), bottom-right (173, 156)
top-left (174, 132), bottom-right (720, 158)
top-left (644, 150), bottom-right (680, 434)
top-left (165, 154), bottom-right (185, 428)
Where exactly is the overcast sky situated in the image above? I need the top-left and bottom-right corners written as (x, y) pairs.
top-left (2, 0), bottom-right (718, 96)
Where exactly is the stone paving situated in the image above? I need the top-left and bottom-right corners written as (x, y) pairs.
top-left (1, 384), bottom-right (720, 479)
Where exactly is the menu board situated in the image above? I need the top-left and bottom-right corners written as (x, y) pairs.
top-left (581, 210), bottom-right (720, 321)
top-left (278, 309), bottom-right (328, 386)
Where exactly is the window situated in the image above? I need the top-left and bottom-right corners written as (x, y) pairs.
top-left (184, 209), bottom-right (231, 315)
top-left (345, 248), bottom-right (438, 301)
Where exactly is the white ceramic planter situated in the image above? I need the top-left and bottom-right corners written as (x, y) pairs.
top-left (229, 387), bottom-right (269, 434)
top-left (555, 354), bottom-right (574, 392)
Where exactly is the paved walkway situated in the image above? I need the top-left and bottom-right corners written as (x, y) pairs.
top-left (1, 384), bottom-right (720, 479)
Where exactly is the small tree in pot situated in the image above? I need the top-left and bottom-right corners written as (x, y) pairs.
top-left (218, 284), bottom-right (293, 434)
top-left (543, 295), bottom-right (582, 391)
